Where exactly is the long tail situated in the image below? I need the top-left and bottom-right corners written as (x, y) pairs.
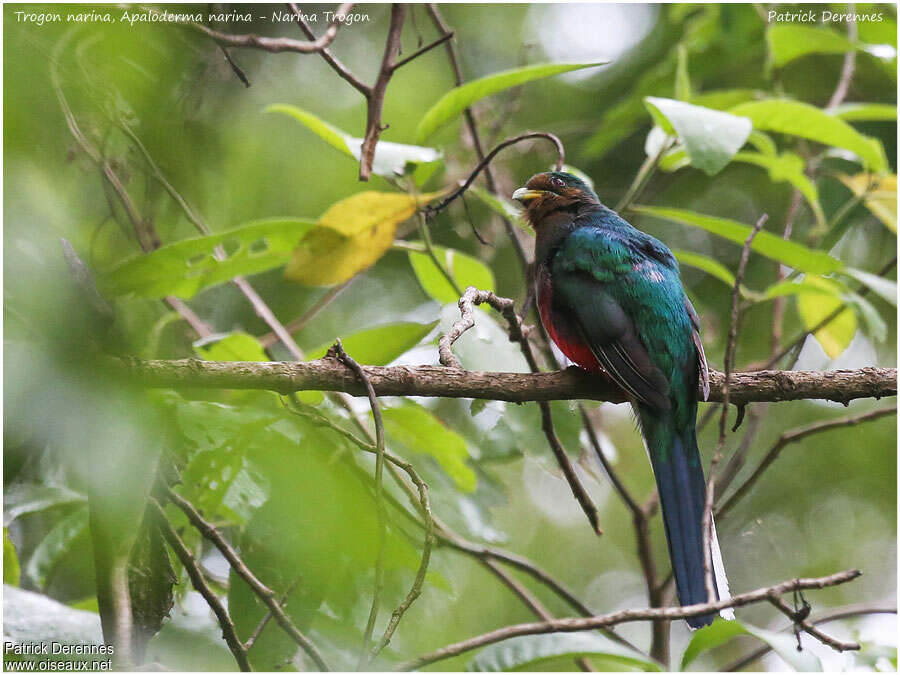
top-left (638, 408), bottom-right (732, 629)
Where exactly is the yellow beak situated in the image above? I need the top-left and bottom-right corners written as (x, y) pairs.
top-left (512, 188), bottom-right (546, 203)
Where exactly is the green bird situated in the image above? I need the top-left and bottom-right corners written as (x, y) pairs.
top-left (513, 171), bottom-right (732, 628)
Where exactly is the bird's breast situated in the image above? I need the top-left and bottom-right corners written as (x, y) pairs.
top-left (536, 265), bottom-right (603, 373)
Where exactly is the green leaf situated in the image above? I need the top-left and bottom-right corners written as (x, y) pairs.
top-left (672, 249), bottom-right (759, 299)
top-left (690, 89), bottom-right (765, 111)
top-left (844, 291), bottom-right (888, 342)
top-left (732, 151), bottom-right (825, 226)
top-left (286, 192), bottom-right (438, 286)
top-left (382, 402), bottom-right (476, 492)
top-left (729, 100), bottom-right (888, 172)
top-left (741, 623), bottom-right (822, 672)
top-left (796, 276), bottom-right (857, 358)
top-left (470, 186), bottom-right (528, 230)
top-left (633, 206), bottom-right (842, 274)
top-left (103, 218), bottom-right (316, 299)
top-left (416, 62), bottom-right (605, 143)
top-left (4, 530), bottom-right (20, 587)
top-left (305, 321), bottom-right (438, 365)
top-left (467, 632), bottom-right (662, 672)
top-left (681, 618), bottom-right (748, 669)
top-left (766, 24), bottom-right (855, 67)
top-left (747, 130), bottom-right (778, 156)
top-left (644, 97), bottom-right (752, 175)
top-left (194, 331), bottom-right (269, 362)
top-left (830, 103), bottom-right (898, 122)
top-left (3, 484), bottom-right (86, 527)
top-left (681, 619), bottom-right (822, 671)
top-left (842, 268), bottom-right (897, 306)
top-left (408, 246), bottom-right (495, 304)
top-left (25, 505), bottom-right (89, 589)
top-left (266, 104), bottom-right (442, 177)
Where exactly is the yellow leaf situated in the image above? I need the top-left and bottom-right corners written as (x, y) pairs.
top-left (285, 191), bottom-right (439, 286)
top-left (796, 276), bottom-right (857, 358)
top-left (838, 173), bottom-right (897, 233)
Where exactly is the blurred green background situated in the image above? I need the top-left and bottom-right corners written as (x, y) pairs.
top-left (4, 3), bottom-right (897, 671)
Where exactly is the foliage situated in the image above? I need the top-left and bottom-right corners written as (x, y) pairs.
top-left (4, 3), bottom-right (896, 673)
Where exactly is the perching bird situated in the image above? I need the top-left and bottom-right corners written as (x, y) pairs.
top-left (513, 171), bottom-right (732, 628)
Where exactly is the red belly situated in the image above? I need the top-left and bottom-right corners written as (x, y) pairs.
top-left (537, 270), bottom-right (603, 373)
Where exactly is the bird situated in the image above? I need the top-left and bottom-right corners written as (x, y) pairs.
top-left (512, 171), bottom-right (732, 628)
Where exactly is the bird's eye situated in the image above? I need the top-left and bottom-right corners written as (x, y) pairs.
top-left (550, 177), bottom-right (565, 189)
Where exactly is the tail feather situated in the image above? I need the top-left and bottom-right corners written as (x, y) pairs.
top-left (639, 408), bottom-right (731, 629)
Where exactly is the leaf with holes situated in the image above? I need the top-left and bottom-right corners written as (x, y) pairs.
top-left (408, 246), bottom-right (495, 304)
top-left (266, 104), bottom-right (442, 177)
top-left (286, 192), bottom-right (439, 286)
top-left (416, 62), bottom-right (606, 143)
top-left (102, 219), bottom-right (316, 299)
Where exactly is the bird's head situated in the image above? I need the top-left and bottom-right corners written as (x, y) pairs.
top-left (512, 171), bottom-right (599, 227)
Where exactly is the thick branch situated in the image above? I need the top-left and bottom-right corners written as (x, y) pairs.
top-left (395, 570), bottom-right (861, 670)
top-left (122, 358), bottom-right (897, 404)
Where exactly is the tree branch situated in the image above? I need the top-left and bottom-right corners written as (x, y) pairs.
top-left (439, 287), bottom-right (600, 534)
top-left (151, 500), bottom-right (251, 672)
top-left (120, 358), bottom-right (897, 404)
top-left (716, 405), bottom-right (897, 518)
top-left (426, 132), bottom-right (566, 217)
top-left (726, 603), bottom-right (897, 671)
top-left (165, 488), bottom-right (330, 671)
top-left (140, 3), bottom-right (355, 54)
top-left (394, 570), bottom-right (861, 670)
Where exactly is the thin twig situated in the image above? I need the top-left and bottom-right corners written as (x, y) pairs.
top-left (151, 500), bottom-right (251, 672)
top-left (717, 405), bottom-right (897, 518)
top-left (283, 396), bottom-right (435, 663)
top-left (725, 603), bottom-right (897, 671)
top-left (165, 488), bottom-right (330, 671)
top-left (704, 214), bottom-right (767, 598)
top-left (615, 135), bottom-right (673, 213)
top-left (358, 4), bottom-right (406, 180)
top-left (439, 288), bottom-right (602, 534)
top-left (768, 595), bottom-right (860, 652)
top-left (826, 9), bottom-right (858, 110)
top-left (139, 3), bottom-right (355, 54)
top-left (391, 31), bottom-right (454, 70)
top-left (425, 4), bottom-right (531, 268)
top-left (331, 340), bottom-right (388, 669)
top-left (427, 132), bottom-right (566, 217)
top-left (763, 257), bottom-right (896, 370)
top-left (245, 579), bottom-right (300, 651)
top-left (290, 3), bottom-right (369, 93)
top-left (258, 280), bottom-right (354, 348)
top-left (482, 560), bottom-right (596, 672)
top-left (394, 570), bottom-right (862, 670)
